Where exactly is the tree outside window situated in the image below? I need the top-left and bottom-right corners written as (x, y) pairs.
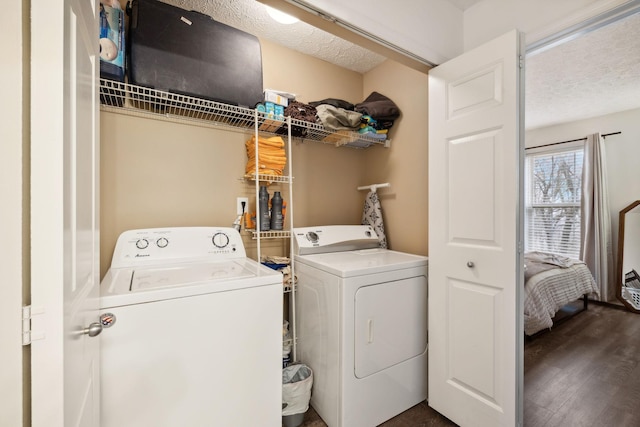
top-left (525, 148), bottom-right (583, 259)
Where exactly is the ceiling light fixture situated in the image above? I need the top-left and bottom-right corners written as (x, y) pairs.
top-left (265, 5), bottom-right (299, 25)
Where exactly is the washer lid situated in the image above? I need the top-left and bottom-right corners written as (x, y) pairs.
top-left (100, 258), bottom-right (281, 308)
top-left (294, 248), bottom-right (428, 278)
top-left (130, 261), bottom-right (255, 291)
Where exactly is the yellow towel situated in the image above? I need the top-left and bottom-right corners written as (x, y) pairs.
top-left (245, 135), bottom-right (287, 176)
top-left (245, 159), bottom-right (286, 170)
top-left (251, 148), bottom-right (286, 157)
top-left (245, 164), bottom-right (283, 177)
top-left (246, 148), bottom-right (286, 159)
top-left (253, 152), bottom-right (286, 163)
top-left (245, 135), bottom-right (285, 150)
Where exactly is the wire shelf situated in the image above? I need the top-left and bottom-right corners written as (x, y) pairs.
top-left (244, 173), bottom-right (292, 184)
top-left (248, 230), bottom-right (291, 240)
top-left (99, 79), bottom-right (388, 148)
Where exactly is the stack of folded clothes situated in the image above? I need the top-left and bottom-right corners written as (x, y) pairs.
top-left (354, 92), bottom-right (401, 136)
top-left (357, 115), bottom-right (389, 140)
top-left (309, 92), bottom-right (401, 147)
top-left (245, 135), bottom-right (287, 176)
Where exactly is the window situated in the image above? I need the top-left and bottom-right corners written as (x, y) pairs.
top-left (525, 147), bottom-right (584, 259)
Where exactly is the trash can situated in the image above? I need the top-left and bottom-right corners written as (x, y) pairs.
top-left (282, 364), bottom-right (313, 427)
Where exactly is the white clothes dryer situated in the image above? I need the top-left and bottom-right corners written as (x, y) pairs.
top-left (293, 225), bottom-right (429, 427)
top-left (99, 227), bottom-right (282, 427)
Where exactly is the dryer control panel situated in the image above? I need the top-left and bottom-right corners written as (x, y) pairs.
top-left (293, 225), bottom-right (379, 256)
top-left (110, 227), bottom-right (246, 268)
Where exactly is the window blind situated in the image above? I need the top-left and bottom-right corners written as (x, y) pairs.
top-left (525, 148), bottom-right (584, 259)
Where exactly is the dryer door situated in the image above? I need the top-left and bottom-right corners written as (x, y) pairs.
top-left (354, 275), bottom-right (428, 378)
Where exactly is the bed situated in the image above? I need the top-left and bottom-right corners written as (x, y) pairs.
top-left (524, 251), bottom-right (599, 336)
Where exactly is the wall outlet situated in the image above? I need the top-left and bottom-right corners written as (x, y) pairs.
top-left (237, 197), bottom-right (249, 215)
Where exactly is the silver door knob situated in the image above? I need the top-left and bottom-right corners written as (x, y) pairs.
top-left (467, 261), bottom-right (475, 268)
top-left (83, 322), bottom-right (103, 337)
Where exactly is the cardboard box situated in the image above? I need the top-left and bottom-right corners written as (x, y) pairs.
top-left (264, 89), bottom-right (294, 107)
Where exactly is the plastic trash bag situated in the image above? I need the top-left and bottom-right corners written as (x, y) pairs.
top-left (282, 364), bottom-right (313, 416)
top-left (282, 321), bottom-right (292, 368)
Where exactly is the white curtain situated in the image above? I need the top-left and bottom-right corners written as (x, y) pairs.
top-left (580, 133), bottom-right (614, 301)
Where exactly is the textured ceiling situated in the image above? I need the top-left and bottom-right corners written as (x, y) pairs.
top-left (165, 0), bottom-right (387, 73)
top-left (164, 0), bottom-right (640, 130)
top-left (526, 11), bottom-right (640, 129)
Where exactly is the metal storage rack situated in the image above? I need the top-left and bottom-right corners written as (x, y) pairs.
top-left (246, 109), bottom-right (298, 361)
top-left (99, 78), bottom-right (388, 364)
top-left (99, 79), bottom-right (390, 148)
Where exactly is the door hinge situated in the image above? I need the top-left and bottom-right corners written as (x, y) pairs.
top-left (519, 55), bottom-right (524, 69)
top-left (22, 305), bottom-right (45, 346)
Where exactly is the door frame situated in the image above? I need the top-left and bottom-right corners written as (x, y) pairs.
top-left (519, 2), bottom-right (640, 425)
top-left (526, 0), bottom-right (640, 56)
top-left (1, 1), bottom-right (27, 425)
top-left (16, 1), bottom-right (639, 427)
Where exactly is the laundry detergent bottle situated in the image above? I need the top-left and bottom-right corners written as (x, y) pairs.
top-left (259, 185), bottom-right (270, 231)
top-left (270, 191), bottom-right (284, 230)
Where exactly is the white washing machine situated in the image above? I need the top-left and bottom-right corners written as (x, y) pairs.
top-left (99, 227), bottom-right (282, 427)
top-left (293, 225), bottom-right (429, 427)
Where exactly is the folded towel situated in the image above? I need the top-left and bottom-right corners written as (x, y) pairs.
top-left (245, 135), bottom-right (285, 149)
top-left (250, 152), bottom-right (287, 163)
top-left (245, 161), bottom-right (285, 177)
top-left (245, 135), bottom-right (287, 176)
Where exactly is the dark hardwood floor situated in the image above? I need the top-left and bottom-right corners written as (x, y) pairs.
top-left (524, 302), bottom-right (640, 426)
top-left (295, 303), bottom-right (640, 426)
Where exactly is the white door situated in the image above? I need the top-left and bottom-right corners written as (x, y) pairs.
top-left (428, 30), bottom-right (524, 427)
top-left (31, 0), bottom-right (100, 426)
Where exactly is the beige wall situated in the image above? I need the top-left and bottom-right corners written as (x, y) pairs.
top-left (99, 42), bottom-right (432, 357)
top-left (260, 39), bottom-right (363, 104)
top-left (100, 39), bottom-right (370, 276)
top-left (100, 38), bottom-right (433, 276)
top-left (261, 39), bottom-right (370, 230)
top-left (362, 60), bottom-right (430, 256)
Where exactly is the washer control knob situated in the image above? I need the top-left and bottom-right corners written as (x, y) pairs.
top-left (136, 238), bottom-right (149, 250)
top-left (156, 237), bottom-right (169, 248)
top-left (306, 232), bottom-right (319, 243)
top-left (212, 232), bottom-right (230, 248)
